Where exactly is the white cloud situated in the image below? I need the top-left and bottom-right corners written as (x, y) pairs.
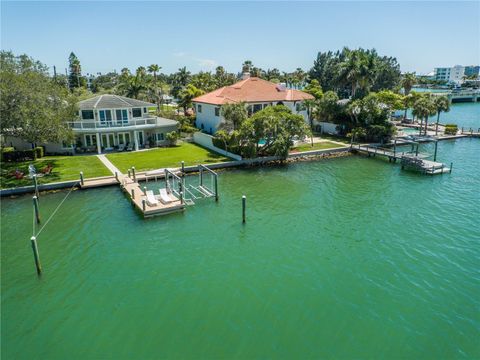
top-left (196, 58), bottom-right (217, 69)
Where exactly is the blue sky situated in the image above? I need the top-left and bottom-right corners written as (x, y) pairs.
top-left (1, 1), bottom-right (479, 75)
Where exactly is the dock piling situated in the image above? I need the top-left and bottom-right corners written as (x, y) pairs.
top-left (33, 196), bottom-right (40, 224)
top-left (128, 168), bottom-right (131, 178)
top-left (214, 175), bottom-right (218, 202)
top-left (80, 171), bottom-right (84, 186)
top-left (450, 162), bottom-right (453, 173)
top-left (434, 141), bottom-right (438, 162)
top-left (30, 236), bottom-right (42, 275)
top-left (242, 195), bottom-right (246, 223)
top-left (143, 186), bottom-right (147, 195)
top-left (131, 188), bottom-right (135, 200)
top-left (142, 199), bottom-right (146, 211)
top-left (115, 172), bottom-right (119, 182)
top-left (132, 167), bottom-right (136, 182)
top-left (181, 161), bottom-right (185, 176)
top-left (33, 174), bottom-right (40, 199)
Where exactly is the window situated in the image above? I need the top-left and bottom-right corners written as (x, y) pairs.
top-left (156, 133), bottom-right (164, 141)
top-left (116, 109), bottom-right (128, 124)
top-left (85, 134), bottom-right (97, 147)
top-left (99, 110), bottom-right (112, 124)
top-left (295, 103), bottom-right (302, 112)
top-left (253, 104), bottom-right (262, 113)
top-left (197, 104), bottom-right (202, 113)
top-left (81, 110), bottom-right (94, 120)
top-left (143, 107), bottom-right (147, 113)
top-left (215, 107), bottom-right (220, 116)
top-left (132, 108), bottom-right (142, 118)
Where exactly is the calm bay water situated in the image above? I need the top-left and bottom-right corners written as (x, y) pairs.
top-left (2, 137), bottom-right (479, 359)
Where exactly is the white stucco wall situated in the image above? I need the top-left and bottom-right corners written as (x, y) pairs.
top-left (193, 132), bottom-right (242, 161)
top-left (194, 103), bottom-right (223, 134)
top-left (193, 101), bottom-right (310, 134)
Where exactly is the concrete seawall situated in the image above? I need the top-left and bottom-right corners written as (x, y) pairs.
top-left (1, 146), bottom-right (351, 197)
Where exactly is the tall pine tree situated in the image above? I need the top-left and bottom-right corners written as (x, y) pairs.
top-left (68, 52), bottom-right (84, 90)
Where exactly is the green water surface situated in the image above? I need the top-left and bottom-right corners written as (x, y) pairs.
top-left (2, 139), bottom-right (480, 359)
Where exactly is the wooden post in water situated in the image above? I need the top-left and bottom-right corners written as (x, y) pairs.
top-left (33, 174), bottom-right (40, 199)
top-left (33, 196), bottom-right (40, 224)
top-left (181, 161), bottom-right (185, 176)
top-left (143, 186), bottom-right (147, 195)
top-left (180, 191), bottom-right (184, 204)
top-left (450, 162), bottom-right (453, 173)
top-left (131, 188), bottom-right (135, 200)
top-left (128, 168), bottom-right (131, 178)
top-left (434, 141), bottom-right (438, 162)
top-left (242, 195), bottom-right (246, 223)
top-left (199, 167), bottom-right (203, 187)
top-left (393, 139), bottom-right (397, 159)
top-left (80, 171), bottom-right (84, 186)
top-left (30, 236), bottom-right (42, 275)
top-left (415, 144), bottom-right (419, 156)
top-left (132, 167), bottom-right (136, 182)
top-left (142, 199), bottom-right (146, 211)
top-left (214, 175), bottom-right (218, 202)
top-left (115, 172), bottom-right (119, 182)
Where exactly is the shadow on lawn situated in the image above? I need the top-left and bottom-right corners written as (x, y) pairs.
top-left (0, 159), bottom-right (63, 189)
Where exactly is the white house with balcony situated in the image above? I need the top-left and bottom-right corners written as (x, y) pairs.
top-left (2, 94), bottom-right (179, 154)
top-left (192, 74), bottom-right (314, 134)
top-left (71, 95), bottom-right (178, 154)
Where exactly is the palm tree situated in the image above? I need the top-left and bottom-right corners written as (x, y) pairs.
top-left (337, 49), bottom-right (362, 98)
top-left (412, 94), bottom-right (436, 136)
top-left (434, 96), bottom-right (450, 135)
top-left (147, 64), bottom-right (161, 106)
top-left (178, 84), bottom-right (204, 113)
top-left (220, 102), bottom-right (248, 132)
top-left (148, 64), bottom-right (161, 82)
top-left (242, 60), bottom-right (253, 74)
top-left (401, 73), bottom-right (417, 120)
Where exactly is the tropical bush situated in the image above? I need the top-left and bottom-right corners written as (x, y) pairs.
top-left (166, 131), bottom-right (179, 146)
top-left (444, 124), bottom-right (458, 135)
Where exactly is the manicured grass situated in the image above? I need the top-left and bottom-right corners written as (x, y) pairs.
top-left (106, 143), bottom-right (231, 173)
top-left (1, 155), bottom-right (111, 189)
top-left (290, 141), bottom-right (346, 153)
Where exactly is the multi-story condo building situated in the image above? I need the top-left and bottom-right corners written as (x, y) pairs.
top-left (434, 65), bottom-right (480, 84)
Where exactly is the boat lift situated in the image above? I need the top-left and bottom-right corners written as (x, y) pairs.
top-left (164, 164), bottom-right (218, 206)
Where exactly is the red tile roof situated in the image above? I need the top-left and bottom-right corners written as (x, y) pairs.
top-left (192, 77), bottom-right (314, 105)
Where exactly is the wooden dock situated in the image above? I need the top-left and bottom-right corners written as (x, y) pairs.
top-left (352, 144), bottom-right (452, 175)
top-left (120, 176), bottom-right (185, 217)
top-left (79, 175), bottom-right (120, 189)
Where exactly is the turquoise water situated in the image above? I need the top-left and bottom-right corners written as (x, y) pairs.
top-left (401, 96), bottom-right (480, 130)
top-left (2, 138), bottom-right (480, 359)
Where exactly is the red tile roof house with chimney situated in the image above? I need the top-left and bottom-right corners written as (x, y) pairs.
top-left (192, 74), bottom-right (314, 134)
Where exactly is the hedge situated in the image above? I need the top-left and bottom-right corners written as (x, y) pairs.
top-left (444, 124), bottom-right (458, 135)
top-left (35, 146), bottom-right (44, 158)
top-left (1, 147), bottom-right (14, 161)
top-left (2, 149), bottom-right (37, 162)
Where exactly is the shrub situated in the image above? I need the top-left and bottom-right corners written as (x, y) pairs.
top-left (1, 147), bottom-right (14, 161)
top-left (444, 124), bottom-right (458, 135)
top-left (2, 149), bottom-right (37, 162)
top-left (166, 131), bottom-right (179, 146)
top-left (35, 146), bottom-right (44, 158)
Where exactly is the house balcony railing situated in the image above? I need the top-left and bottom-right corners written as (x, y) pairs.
top-left (68, 116), bottom-right (159, 130)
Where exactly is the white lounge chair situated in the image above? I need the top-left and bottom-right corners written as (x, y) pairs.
top-left (145, 190), bottom-right (159, 206)
top-left (159, 188), bottom-right (174, 204)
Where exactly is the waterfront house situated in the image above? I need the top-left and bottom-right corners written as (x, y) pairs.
top-left (192, 74), bottom-right (314, 134)
top-left (71, 95), bottom-right (178, 154)
top-left (3, 94), bottom-right (179, 154)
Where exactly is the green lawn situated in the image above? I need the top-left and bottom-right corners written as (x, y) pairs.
top-left (312, 133), bottom-right (350, 144)
top-left (290, 141), bottom-right (347, 153)
top-left (1, 155), bottom-right (111, 189)
top-left (106, 143), bottom-right (231, 173)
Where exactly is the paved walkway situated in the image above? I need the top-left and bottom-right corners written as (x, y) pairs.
top-left (97, 154), bottom-right (123, 175)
